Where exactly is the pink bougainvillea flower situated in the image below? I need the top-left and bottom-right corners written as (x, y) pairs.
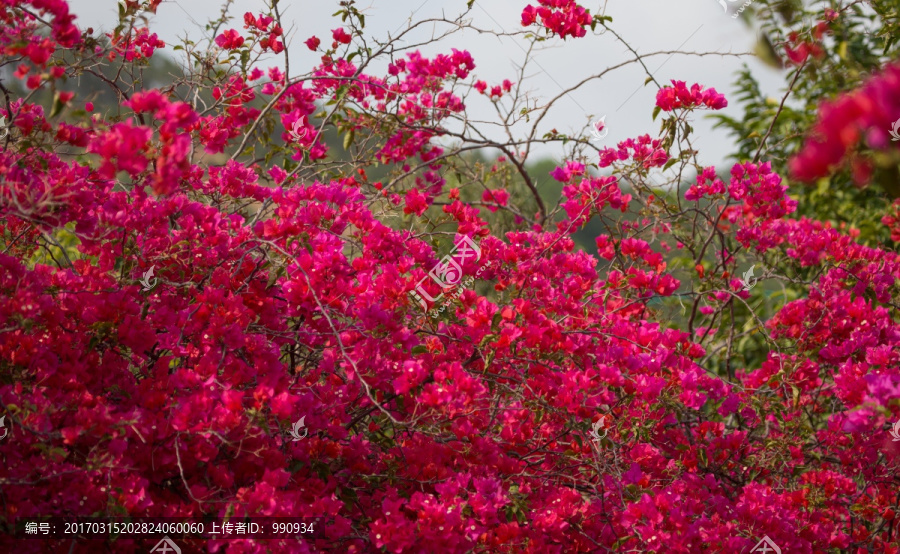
top-left (655, 80), bottom-right (727, 111)
top-left (789, 61), bottom-right (900, 184)
top-left (215, 29), bottom-right (244, 50)
top-left (332, 27), bottom-right (352, 44)
top-left (521, 0), bottom-right (592, 39)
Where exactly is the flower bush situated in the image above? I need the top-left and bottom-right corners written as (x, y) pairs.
top-left (1, 0), bottom-right (899, 553)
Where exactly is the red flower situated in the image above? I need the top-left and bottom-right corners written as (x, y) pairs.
top-left (520, 0), bottom-right (592, 39)
top-left (215, 29), bottom-right (244, 50)
top-left (790, 61), bottom-right (900, 184)
top-left (655, 80), bottom-right (727, 111)
top-left (332, 27), bottom-right (352, 44)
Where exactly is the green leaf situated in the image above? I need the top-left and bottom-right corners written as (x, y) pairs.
top-left (837, 41), bottom-right (848, 60)
top-left (49, 92), bottom-right (66, 119)
top-left (343, 129), bottom-right (354, 151)
top-left (652, 105), bottom-right (661, 121)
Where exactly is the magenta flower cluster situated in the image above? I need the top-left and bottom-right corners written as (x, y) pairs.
top-left (520, 0), bottom-right (593, 40)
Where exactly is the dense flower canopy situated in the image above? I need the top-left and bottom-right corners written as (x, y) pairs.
top-left (1, 0), bottom-right (899, 553)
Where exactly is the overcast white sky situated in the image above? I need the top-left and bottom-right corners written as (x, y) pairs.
top-left (67, 0), bottom-right (786, 167)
